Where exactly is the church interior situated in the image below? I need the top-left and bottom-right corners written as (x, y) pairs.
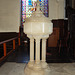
top-left (0, 0), bottom-right (75, 75)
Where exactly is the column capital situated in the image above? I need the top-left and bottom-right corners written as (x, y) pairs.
top-left (27, 35), bottom-right (33, 39)
top-left (33, 35), bottom-right (42, 40)
top-left (42, 35), bottom-right (49, 39)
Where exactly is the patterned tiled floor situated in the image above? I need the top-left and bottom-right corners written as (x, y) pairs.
top-left (0, 62), bottom-right (75, 75)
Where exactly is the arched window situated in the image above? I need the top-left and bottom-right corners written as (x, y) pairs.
top-left (22, 0), bottom-right (48, 23)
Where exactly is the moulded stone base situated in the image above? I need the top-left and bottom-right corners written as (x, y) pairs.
top-left (27, 61), bottom-right (34, 67)
top-left (41, 61), bottom-right (48, 68)
top-left (24, 63), bottom-right (51, 75)
top-left (41, 62), bottom-right (51, 75)
top-left (24, 64), bottom-right (44, 75)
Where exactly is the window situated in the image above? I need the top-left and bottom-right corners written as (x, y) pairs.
top-left (22, 0), bottom-right (48, 23)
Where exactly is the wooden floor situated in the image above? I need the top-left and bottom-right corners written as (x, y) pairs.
top-left (6, 44), bottom-right (29, 63)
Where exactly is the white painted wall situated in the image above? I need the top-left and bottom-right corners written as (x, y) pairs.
top-left (49, 0), bottom-right (65, 20)
top-left (0, 0), bottom-right (20, 32)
